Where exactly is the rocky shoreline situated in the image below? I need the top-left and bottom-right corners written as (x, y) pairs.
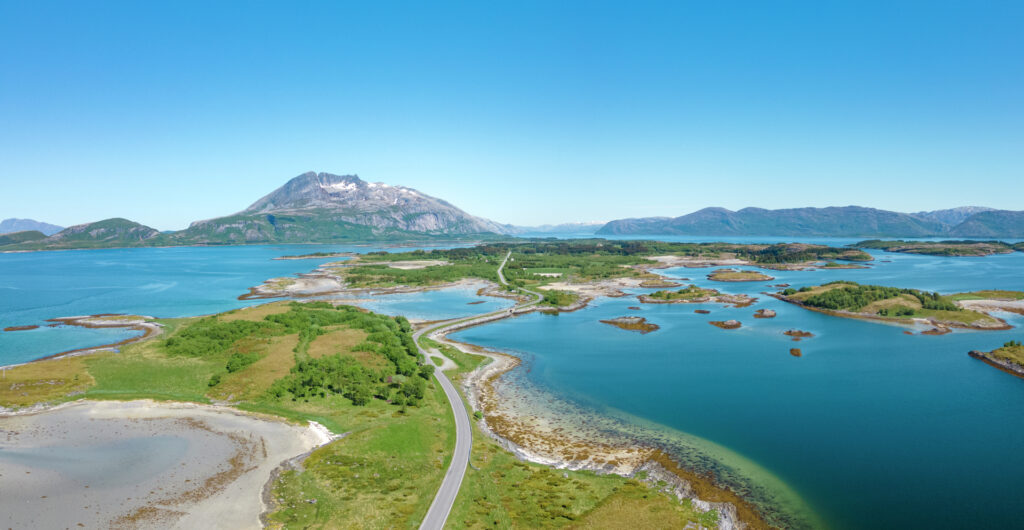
top-left (968, 350), bottom-right (1024, 379)
top-left (429, 330), bottom-right (769, 529)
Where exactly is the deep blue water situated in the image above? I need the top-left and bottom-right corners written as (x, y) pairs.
top-left (452, 250), bottom-right (1024, 529)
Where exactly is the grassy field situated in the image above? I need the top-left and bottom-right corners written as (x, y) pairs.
top-left (990, 342), bottom-right (1024, 366)
top-left (949, 290), bottom-right (1024, 301)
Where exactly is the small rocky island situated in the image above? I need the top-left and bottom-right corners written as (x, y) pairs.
top-left (639, 284), bottom-right (757, 307)
top-left (600, 316), bottom-right (660, 334)
top-left (709, 320), bottom-right (742, 330)
top-left (969, 341), bottom-right (1024, 379)
top-left (784, 330), bottom-right (815, 341)
top-left (753, 309), bottom-right (776, 318)
top-left (707, 268), bottom-right (775, 282)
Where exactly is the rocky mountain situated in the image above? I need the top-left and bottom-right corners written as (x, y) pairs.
top-left (242, 172), bottom-right (506, 233)
top-left (597, 206), bottom-right (1024, 238)
top-left (948, 210), bottom-right (1024, 238)
top-left (911, 206), bottom-right (996, 227)
top-left (3, 172), bottom-right (509, 250)
top-left (0, 218), bottom-right (64, 236)
top-left (164, 172), bottom-right (509, 245)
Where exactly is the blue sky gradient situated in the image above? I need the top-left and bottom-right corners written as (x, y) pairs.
top-left (1, 1), bottom-right (1021, 229)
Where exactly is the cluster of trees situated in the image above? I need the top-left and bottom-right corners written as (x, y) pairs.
top-left (343, 262), bottom-right (500, 287)
top-left (796, 282), bottom-right (960, 313)
top-left (1004, 340), bottom-right (1022, 348)
top-left (171, 302), bottom-right (434, 407)
top-left (164, 318), bottom-right (276, 357)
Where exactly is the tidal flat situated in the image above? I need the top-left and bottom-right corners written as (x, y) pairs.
top-left (0, 400), bottom-right (330, 529)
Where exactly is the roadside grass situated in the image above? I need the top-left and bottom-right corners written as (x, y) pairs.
top-left (0, 355), bottom-right (95, 408)
top-left (567, 484), bottom-right (719, 529)
top-left (266, 379), bottom-right (453, 529)
top-left (437, 340), bottom-right (719, 529)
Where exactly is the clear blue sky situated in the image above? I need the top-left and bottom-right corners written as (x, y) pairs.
top-left (1, 1), bottom-right (1021, 230)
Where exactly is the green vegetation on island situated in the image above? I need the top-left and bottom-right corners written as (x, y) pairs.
top-left (969, 341), bottom-right (1024, 379)
top-left (640, 284), bottom-right (757, 307)
top-left (332, 240), bottom-right (871, 293)
top-left (855, 239), bottom-right (1021, 256)
top-left (707, 269), bottom-right (774, 282)
top-left (777, 282), bottom-right (1008, 329)
top-left (642, 284), bottom-right (719, 302)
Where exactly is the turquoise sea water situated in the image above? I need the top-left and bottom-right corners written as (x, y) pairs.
top-left (3, 241), bottom-right (1024, 528)
top-left (0, 244), bottom-right (472, 365)
top-left (452, 251), bottom-right (1024, 529)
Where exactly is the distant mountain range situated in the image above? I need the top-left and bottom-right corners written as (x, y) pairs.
top-left (5, 174), bottom-right (1024, 252)
top-left (2, 172), bottom-right (510, 251)
top-left (596, 206), bottom-right (1024, 238)
top-left (507, 222), bottom-right (604, 235)
top-left (0, 218), bottom-right (63, 236)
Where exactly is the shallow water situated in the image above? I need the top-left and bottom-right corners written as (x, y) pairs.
top-left (453, 251), bottom-right (1024, 529)
top-left (357, 284), bottom-right (513, 320)
top-left (0, 244), bottom-right (462, 364)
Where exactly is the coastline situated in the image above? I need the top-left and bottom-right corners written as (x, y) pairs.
top-left (0, 314), bottom-right (163, 370)
top-left (430, 329), bottom-right (798, 529)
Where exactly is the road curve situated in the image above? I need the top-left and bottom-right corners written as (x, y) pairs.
top-left (419, 251), bottom-right (520, 529)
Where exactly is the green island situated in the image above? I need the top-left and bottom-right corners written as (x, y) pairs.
top-left (855, 239), bottom-right (1023, 257)
top-left (969, 341), bottom-right (1024, 379)
top-left (707, 269), bottom-right (775, 282)
top-left (775, 282), bottom-right (1013, 330)
top-left (639, 284), bottom-right (757, 307)
top-left (0, 300), bottom-right (728, 529)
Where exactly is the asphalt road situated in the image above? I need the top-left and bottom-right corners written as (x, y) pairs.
top-left (417, 251), bottom-right (540, 529)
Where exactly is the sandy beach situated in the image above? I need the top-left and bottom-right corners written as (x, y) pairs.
top-left (0, 400), bottom-right (332, 529)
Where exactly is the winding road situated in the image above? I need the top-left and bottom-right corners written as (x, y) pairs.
top-left (417, 251), bottom-right (540, 529)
